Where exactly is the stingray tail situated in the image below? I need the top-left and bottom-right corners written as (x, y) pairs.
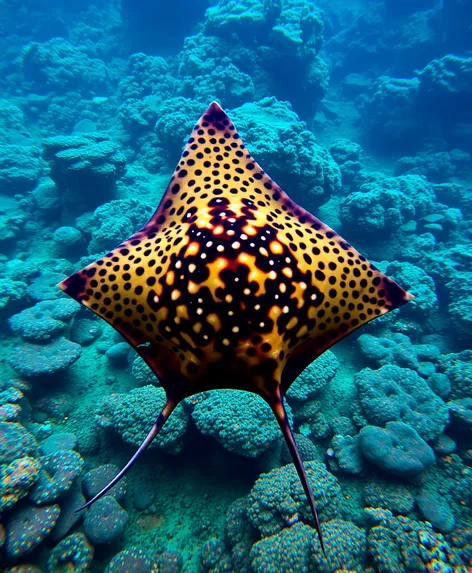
top-left (269, 390), bottom-right (326, 555)
top-left (75, 398), bottom-right (176, 513)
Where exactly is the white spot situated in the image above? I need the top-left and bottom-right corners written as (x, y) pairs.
top-left (269, 270), bottom-right (277, 280)
top-left (244, 288), bottom-right (250, 295)
top-left (259, 322), bottom-right (265, 328)
top-left (197, 308), bottom-right (203, 315)
top-left (240, 234), bottom-right (248, 240)
top-left (300, 282), bottom-right (307, 290)
top-left (227, 230), bottom-right (235, 236)
top-left (203, 335), bottom-right (209, 340)
top-left (261, 236), bottom-right (266, 241)
top-left (232, 326), bottom-right (239, 333)
top-left (229, 218), bottom-right (236, 223)
top-left (175, 260), bottom-right (182, 269)
top-left (228, 310), bottom-right (234, 316)
top-left (222, 338), bottom-right (230, 346)
top-left (201, 253), bottom-right (207, 259)
top-left (283, 306), bottom-right (289, 313)
top-left (206, 241), bottom-right (213, 248)
top-left (165, 326), bottom-right (171, 332)
top-left (250, 243), bottom-right (255, 247)
top-left (217, 245), bottom-right (224, 252)
top-left (275, 294), bottom-right (279, 300)
top-left (198, 298), bottom-right (203, 303)
top-left (235, 277), bottom-right (239, 282)
top-left (285, 257), bottom-right (291, 264)
top-left (153, 295), bottom-right (160, 304)
top-left (311, 294), bottom-right (317, 300)
top-left (189, 264), bottom-right (196, 273)
top-left (269, 260), bottom-right (274, 266)
top-left (232, 241), bottom-right (240, 249)
top-left (255, 304), bottom-right (260, 310)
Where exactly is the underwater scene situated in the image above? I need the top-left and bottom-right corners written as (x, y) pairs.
top-left (0, 0), bottom-right (472, 571)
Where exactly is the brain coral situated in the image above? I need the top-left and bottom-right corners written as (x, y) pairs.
top-left (247, 460), bottom-right (342, 537)
top-left (286, 350), bottom-right (339, 402)
top-left (191, 390), bottom-right (292, 457)
top-left (359, 422), bottom-right (435, 476)
top-left (95, 385), bottom-right (188, 454)
top-left (355, 364), bottom-right (448, 441)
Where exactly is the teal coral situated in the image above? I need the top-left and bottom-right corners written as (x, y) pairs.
top-left (95, 385), bottom-right (188, 453)
top-left (247, 460), bottom-right (341, 537)
top-left (46, 532), bottom-right (94, 573)
top-left (191, 390), bottom-right (291, 457)
top-left (231, 98), bottom-right (341, 209)
top-left (250, 522), bottom-right (315, 573)
top-left (83, 496), bottom-right (128, 544)
top-left (355, 365), bottom-right (448, 441)
top-left (8, 337), bottom-right (82, 377)
top-left (9, 299), bottom-right (80, 342)
top-left (29, 450), bottom-right (84, 504)
top-left (286, 350), bottom-right (339, 402)
top-left (86, 198), bottom-right (153, 255)
top-left (105, 548), bottom-right (159, 572)
top-left (0, 457), bottom-right (40, 512)
top-left (0, 422), bottom-right (37, 464)
top-left (359, 422), bottom-right (435, 476)
top-left (5, 503), bottom-right (60, 558)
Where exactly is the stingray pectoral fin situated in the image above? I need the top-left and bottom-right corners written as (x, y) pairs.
top-left (269, 390), bottom-right (326, 555)
top-left (75, 398), bottom-right (176, 513)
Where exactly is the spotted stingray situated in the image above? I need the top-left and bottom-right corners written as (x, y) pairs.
top-left (59, 102), bottom-right (412, 551)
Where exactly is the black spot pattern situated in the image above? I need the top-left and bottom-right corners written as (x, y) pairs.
top-left (59, 102), bottom-right (412, 399)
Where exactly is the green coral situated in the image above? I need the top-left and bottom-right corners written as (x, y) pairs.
top-left (95, 385), bottom-right (188, 454)
top-left (191, 390), bottom-right (292, 457)
top-left (247, 460), bottom-right (342, 537)
top-left (231, 98), bottom-right (341, 209)
top-left (87, 197), bottom-right (153, 255)
top-left (286, 350), bottom-right (339, 402)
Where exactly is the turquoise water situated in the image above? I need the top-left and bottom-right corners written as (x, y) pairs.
top-left (0, 1), bottom-right (471, 571)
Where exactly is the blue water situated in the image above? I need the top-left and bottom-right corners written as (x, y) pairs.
top-left (0, 1), bottom-right (471, 571)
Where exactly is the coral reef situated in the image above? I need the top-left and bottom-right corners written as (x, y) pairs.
top-left (191, 390), bottom-right (289, 457)
top-left (0, 0), bottom-right (471, 569)
top-left (247, 460), bottom-right (342, 537)
top-left (95, 385), bottom-right (188, 453)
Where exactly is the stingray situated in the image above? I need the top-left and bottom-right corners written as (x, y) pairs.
top-left (59, 102), bottom-right (412, 552)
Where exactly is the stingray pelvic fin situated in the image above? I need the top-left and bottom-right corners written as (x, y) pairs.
top-left (75, 398), bottom-right (176, 513)
top-left (270, 390), bottom-right (326, 555)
